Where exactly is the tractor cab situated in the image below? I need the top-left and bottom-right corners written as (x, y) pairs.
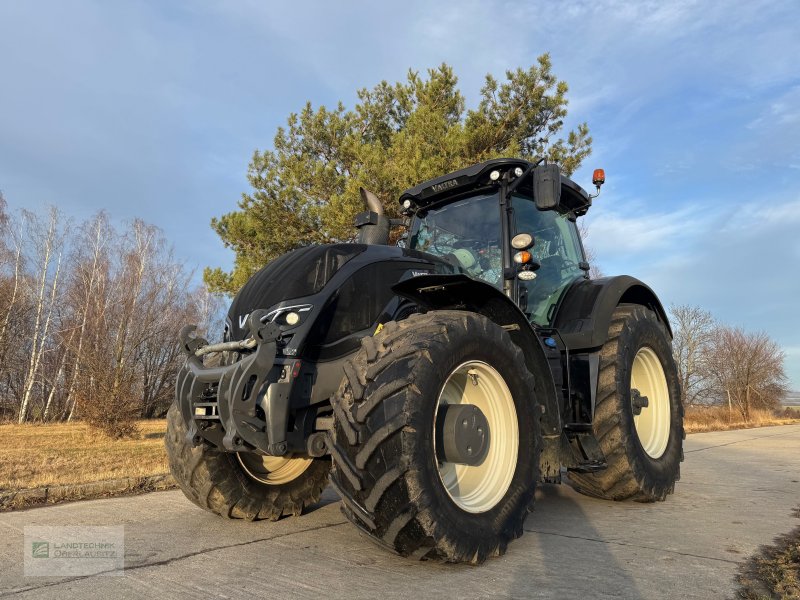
top-left (401, 158), bottom-right (595, 326)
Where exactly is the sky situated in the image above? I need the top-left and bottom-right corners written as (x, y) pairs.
top-left (1, 0), bottom-right (799, 387)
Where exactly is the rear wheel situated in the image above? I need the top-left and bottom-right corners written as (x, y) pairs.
top-left (568, 304), bottom-right (684, 501)
top-left (165, 404), bottom-right (330, 520)
top-left (328, 311), bottom-right (541, 563)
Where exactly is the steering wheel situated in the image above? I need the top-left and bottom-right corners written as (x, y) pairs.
top-left (452, 239), bottom-right (482, 251)
top-left (535, 255), bottom-right (565, 283)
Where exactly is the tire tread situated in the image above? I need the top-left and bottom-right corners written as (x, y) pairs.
top-left (330, 311), bottom-right (541, 564)
top-left (569, 304), bottom-right (684, 502)
top-left (165, 404), bottom-right (330, 520)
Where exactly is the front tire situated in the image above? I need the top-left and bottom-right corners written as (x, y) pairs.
top-left (165, 404), bottom-right (330, 520)
top-left (568, 304), bottom-right (684, 502)
top-left (328, 311), bottom-right (541, 564)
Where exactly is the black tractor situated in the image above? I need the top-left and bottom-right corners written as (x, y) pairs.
top-left (166, 158), bottom-right (683, 564)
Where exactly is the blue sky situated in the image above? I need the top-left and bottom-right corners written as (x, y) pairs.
top-left (1, 0), bottom-right (799, 387)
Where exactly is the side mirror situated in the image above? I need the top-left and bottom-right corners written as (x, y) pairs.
top-left (533, 164), bottom-right (561, 210)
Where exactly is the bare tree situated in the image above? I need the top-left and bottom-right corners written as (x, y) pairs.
top-left (62, 212), bottom-right (112, 421)
top-left (578, 220), bottom-right (603, 279)
top-left (76, 219), bottom-right (199, 435)
top-left (0, 203), bottom-right (204, 430)
top-left (80, 220), bottom-right (157, 436)
top-left (669, 304), bottom-right (715, 407)
top-left (190, 285), bottom-right (226, 344)
top-left (0, 195), bottom-right (25, 418)
top-left (137, 277), bottom-right (190, 418)
top-left (703, 326), bottom-right (789, 420)
top-left (17, 208), bottom-right (67, 423)
top-left (67, 240), bottom-right (113, 426)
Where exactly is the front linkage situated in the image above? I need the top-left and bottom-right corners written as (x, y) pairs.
top-left (175, 310), bottom-right (290, 456)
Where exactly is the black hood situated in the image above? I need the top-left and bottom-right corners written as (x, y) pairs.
top-left (226, 244), bottom-right (367, 340)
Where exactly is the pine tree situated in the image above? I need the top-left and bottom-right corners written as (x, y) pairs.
top-left (206, 54), bottom-right (592, 294)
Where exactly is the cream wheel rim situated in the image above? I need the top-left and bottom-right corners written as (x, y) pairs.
top-left (236, 453), bottom-right (313, 485)
top-left (434, 361), bottom-right (519, 513)
top-left (631, 346), bottom-right (671, 459)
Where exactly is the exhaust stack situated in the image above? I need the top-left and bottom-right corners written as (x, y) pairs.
top-left (355, 187), bottom-right (390, 245)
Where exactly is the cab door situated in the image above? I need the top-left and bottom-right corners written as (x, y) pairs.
top-left (510, 194), bottom-right (587, 326)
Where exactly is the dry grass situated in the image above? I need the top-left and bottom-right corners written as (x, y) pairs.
top-left (1, 406), bottom-right (798, 500)
top-left (0, 420), bottom-right (168, 491)
top-left (684, 406), bottom-right (800, 434)
top-left (737, 518), bottom-right (800, 599)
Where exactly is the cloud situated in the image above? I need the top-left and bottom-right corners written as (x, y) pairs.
top-left (721, 198), bottom-right (800, 233)
top-left (733, 85), bottom-right (800, 169)
top-left (585, 205), bottom-right (706, 255)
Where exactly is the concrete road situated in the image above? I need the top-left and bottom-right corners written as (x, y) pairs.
top-left (2, 424), bottom-right (799, 599)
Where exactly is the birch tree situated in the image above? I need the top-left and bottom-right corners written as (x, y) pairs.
top-left (0, 196), bottom-right (25, 416)
top-left (62, 212), bottom-right (112, 421)
top-left (0, 203), bottom-right (220, 429)
top-left (18, 208), bottom-right (66, 423)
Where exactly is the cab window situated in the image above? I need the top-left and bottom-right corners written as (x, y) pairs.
top-left (512, 194), bottom-right (585, 325)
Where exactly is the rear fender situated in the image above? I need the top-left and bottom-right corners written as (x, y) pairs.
top-left (553, 275), bottom-right (672, 351)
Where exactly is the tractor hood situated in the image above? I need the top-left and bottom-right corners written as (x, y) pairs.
top-left (224, 244), bottom-right (457, 360)
top-left (225, 244), bottom-right (368, 341)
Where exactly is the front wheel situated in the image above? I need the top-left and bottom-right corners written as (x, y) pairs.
top-left (328, 311), bottom-right (541, 564)
top-left (165, 404), bottom-right (330, 520)
top-left (568, 304), bottom-right (684, 502)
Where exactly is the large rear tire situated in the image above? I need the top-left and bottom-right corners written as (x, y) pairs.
top-left (328, 311), bottom-right (541, 564)
top-left (165, 403), bottom-right (330, 520)
top-left (568, 304), bottom-right (684, 502)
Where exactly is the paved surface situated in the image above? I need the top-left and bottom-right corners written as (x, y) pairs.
top-left (2, 425), bottom-right (799, 599)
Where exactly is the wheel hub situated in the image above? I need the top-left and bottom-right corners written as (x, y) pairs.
top-left (434, 361), bottom-right (519, 514)
top-left (630, 346), bottom-right (671, 459)
top-left (436, 403), bottom-right (490, 466)
top-left (630, 388), bottom-right (649, 416)
top-left (236, 452), bottom-right (313, 485)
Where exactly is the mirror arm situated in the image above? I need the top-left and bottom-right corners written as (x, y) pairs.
top-left (504, 157), bottom-right (546, 200)
top-left (505, 164), bottom-right (534, 199)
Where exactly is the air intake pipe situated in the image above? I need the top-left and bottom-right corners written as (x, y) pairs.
top-left (355, 187), bottom-right (391, 245)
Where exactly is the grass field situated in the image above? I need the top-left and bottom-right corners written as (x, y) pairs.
top-left (683, 406), bottom-right (800, 434)
top-left (1, 407), bottom-right (798, 500)
top-left (0, 420), bottom-right (169, 492)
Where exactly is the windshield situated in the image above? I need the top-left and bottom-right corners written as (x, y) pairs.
top-left (409, 193), bottom-right (503, 288)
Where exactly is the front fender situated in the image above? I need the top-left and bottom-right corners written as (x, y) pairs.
top-left (392, 274), bottom-right (562, 439)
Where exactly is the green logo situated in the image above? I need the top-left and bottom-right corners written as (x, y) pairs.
top-left (31, 541), bottom-right (49, 558)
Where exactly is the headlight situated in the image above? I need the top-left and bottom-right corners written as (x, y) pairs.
top-left (262, 304), bottom-right (313, 327)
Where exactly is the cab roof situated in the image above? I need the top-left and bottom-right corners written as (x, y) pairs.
top-left (399, 158), bottom-right (592, 216)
